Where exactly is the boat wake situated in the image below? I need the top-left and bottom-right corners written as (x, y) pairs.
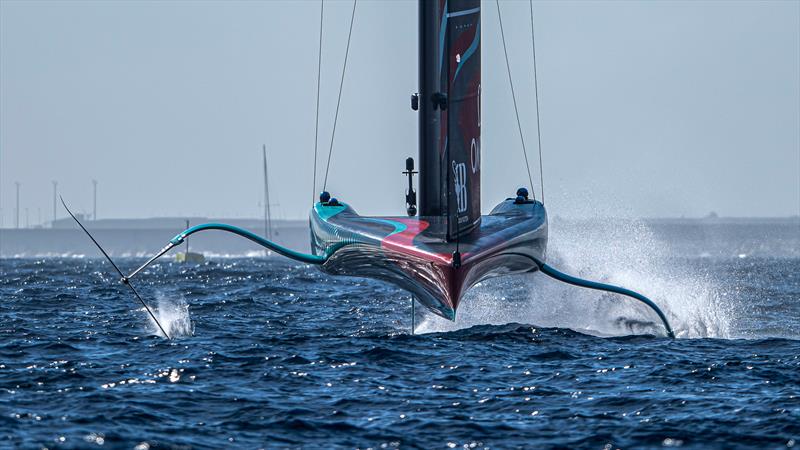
top-left (416, 217), bottom-right (736, 339)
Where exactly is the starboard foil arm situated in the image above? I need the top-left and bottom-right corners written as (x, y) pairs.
top-left (518, 254), bottom-right (675, 338)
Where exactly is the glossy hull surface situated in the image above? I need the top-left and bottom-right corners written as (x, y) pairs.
top-left (310, 199), bottom-right (548, 320)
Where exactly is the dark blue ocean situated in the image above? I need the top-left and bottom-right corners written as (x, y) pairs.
top-left (2, 220), bottom-right (799, 449)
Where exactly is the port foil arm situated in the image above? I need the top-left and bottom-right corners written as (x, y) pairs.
top-left (126, 223), bottom-right (346, 280)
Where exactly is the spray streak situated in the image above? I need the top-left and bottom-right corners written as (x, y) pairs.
top-left (145, 296), bottom-right (194, 338)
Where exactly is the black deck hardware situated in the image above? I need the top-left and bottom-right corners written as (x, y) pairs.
top-left (404, 157), bottom-right (418, 216)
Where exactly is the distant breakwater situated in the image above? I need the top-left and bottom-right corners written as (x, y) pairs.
top-left (0, 224), bottom-right (310, 258)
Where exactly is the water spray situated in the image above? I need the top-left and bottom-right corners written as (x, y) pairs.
top-left (518, 253), bottom-right (675, 338)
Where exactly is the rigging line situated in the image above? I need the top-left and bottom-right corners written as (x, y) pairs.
top-left (496, 0), bottom-right (535, 200)
top-left (322, 0), bottom-right (358, 191)
top-left (529, 0), bottom-right (545, 204)
top-left (312, 0), bottom-right (324, 203)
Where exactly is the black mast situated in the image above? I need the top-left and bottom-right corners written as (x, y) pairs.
top-left (418, 0), bottom-right (481, 240)
top-left (418, 0), bottom-right (446, 220)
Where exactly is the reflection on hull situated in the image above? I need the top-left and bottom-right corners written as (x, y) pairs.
top-left (310, 199), bottom-right (548, 320)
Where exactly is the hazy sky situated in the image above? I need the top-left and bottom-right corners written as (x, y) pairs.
top-left (1, 0), bottom-right (798, 224)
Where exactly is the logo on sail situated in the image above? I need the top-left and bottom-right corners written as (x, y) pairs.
top-left (452, 161), bottom-right (468, 213)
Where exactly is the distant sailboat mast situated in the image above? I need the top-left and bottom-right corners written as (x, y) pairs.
top-left (184, 219), bottom-right (190, 255)
top-left (263, 144), bottom-right (273, 242)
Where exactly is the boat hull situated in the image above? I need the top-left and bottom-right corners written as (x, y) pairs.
top-left (309, 199), bottom-right (547, 320)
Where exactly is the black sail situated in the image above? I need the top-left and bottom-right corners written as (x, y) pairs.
top-left (419, 0), bottom-right (481, 240)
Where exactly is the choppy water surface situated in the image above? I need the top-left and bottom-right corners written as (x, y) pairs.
top-left (1, 221), bottom-right (799, 449)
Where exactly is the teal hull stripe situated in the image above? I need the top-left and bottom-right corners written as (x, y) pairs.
top-left (313, 202), bottom-right (347, 221)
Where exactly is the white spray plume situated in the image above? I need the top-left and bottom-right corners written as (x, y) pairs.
top-left (416, 216), bottom-right (735, 339)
